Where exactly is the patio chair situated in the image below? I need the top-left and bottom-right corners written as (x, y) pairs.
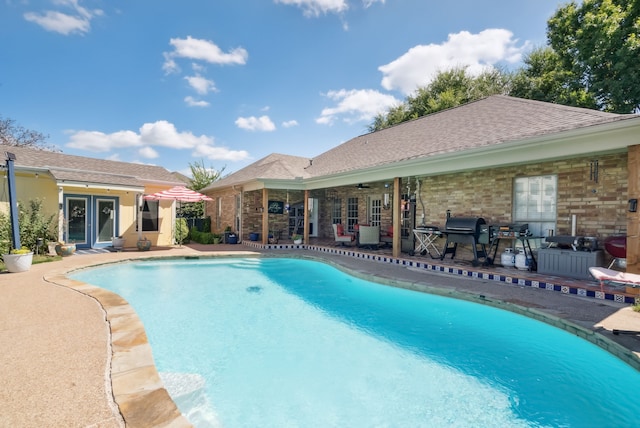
top-left (380, 225), bottom-right (393, 248)
top-left (333, 223), bottom-right (355, 246)
top-left (589, 266), bottom-right (640, 291)
top-left (358, 225), bottom-right (380, 249)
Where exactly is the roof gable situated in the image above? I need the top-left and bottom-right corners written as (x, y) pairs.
top-left (204, 153), bottom-right (311, 190)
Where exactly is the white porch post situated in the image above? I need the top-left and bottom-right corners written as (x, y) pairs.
top-left (57, 186), bottom-right (64, 242)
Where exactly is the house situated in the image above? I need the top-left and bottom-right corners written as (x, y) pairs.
top-left (0, 145), bottom-right (184, 249)
top-left (202, 95), bottom-right (640, 272)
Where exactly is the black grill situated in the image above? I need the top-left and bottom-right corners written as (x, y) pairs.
top-left (441, 217), bottom-right (489, 266)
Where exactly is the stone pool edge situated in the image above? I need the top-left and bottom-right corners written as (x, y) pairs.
top-left (45, 269), bottom-right (192, 428)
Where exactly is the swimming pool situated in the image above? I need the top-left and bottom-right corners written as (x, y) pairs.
top-left (72, 257), bottom-right (639, 427)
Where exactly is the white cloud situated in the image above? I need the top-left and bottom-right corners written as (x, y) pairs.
top-left (275, 0), bottom-right (349, 17)
top-left (163, 36), bottom-right (248, 73)
top-left (65, 120), bottom-right (249, 162)
top-left (193, 145), bottom-right (250, 162)
top-left (282, 120), bottom-right (299, 128)
top-left (184, 74), bottom-right (217, 95)
top-left (379, 29), bottom-right (527, 95)
top-left (184, 96), bottom-right (210, 107)
top-left (23, 0), bottom-right (102, 35)
top-left (138, 146), bottom-right (159, 159)
top-left (316, 89), bottom-right (399, 125)
top-left (235, 115), bottom-right (277, 132)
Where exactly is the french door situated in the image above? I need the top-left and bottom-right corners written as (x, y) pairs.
top-left (64, 195), bottom-right (119, 248)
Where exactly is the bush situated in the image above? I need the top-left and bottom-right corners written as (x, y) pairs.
top-left (0, 199), bottom-right (57, 254)
top-left (189, 227), bottom-right (216, 244)
top-left (175, 218), bottom-right (189, 244)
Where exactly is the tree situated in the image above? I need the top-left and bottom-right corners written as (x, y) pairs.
top-left (547, 0), bottom-right (640, 113)
top-left (509, 46), bottom-right (598, 108)
top-left (178, 159), bottom-right (226, 219)
top-left (188, 158), bottom-right (225, 191)
top-left (369, 66), bottom-right (510, 132)
top-left (0, 116), bottom-right (56, 150)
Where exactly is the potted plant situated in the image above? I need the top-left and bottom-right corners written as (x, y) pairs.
top-left (55, 241), bottom-right (76, 256)
top-left (249, 232), bottom-right (260, 241)
top-left (212, 233), bottom-right (222, 244)
top-left (112, 235), bottom-right (125, 250)
top-left (2, 247), bottom-right (33, 273)
top-left (268, 231), bottom-right (278, 244)
top-left (137, 236), bottom-right (152, 251)
top-left (292, 234), bottom-right (303, 244)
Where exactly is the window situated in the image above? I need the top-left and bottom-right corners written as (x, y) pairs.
top-left (332, 198), bottom-right (342, 224)
top-left (347, 197), bottom-right (358, 232)
top-left (142, 199), bottom-right (159, 232)
top-left (513, 175), bottom-right (557, 236)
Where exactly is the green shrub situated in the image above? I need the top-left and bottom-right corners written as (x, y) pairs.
top-left (189, 227), bottom-right (216, 244)
top-left (175, 218), bottom-right (189, 244)
top-left (0, 199), bottom-right (57, 254)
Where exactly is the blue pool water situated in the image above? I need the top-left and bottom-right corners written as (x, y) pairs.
top-left (73, 257), bottom-right (639, 427)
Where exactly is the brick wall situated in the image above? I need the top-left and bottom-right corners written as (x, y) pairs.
top-left (207, 152), bottom-right (628, 242)
top-left (417, 153), bottom-right (627, 238)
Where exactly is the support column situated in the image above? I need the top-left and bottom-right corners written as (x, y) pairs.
top-left (392, 177), bottom-right (402, 258)
top-left (304, 190), bottom-right (310, 243)
top-left (5, 153), bottom-right (20, 249)
top-left (627, 146), bottom-right (640, 273)
top-left (261, 188), bottom-right (269, 244)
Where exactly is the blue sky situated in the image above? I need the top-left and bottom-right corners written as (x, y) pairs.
top-left (1, 0), bottom-right (566, 176)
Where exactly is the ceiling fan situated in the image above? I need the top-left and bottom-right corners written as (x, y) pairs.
top-left (355, 183), bottom-right (371, 189)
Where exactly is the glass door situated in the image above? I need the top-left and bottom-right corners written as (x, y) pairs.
top-left (96, 199), bottom-right (116, 244)
top-left (66, 197), bottom-right (87, 245)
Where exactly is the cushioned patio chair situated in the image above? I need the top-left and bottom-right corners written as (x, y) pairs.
top-left (380, 225), bottom-right (393, 248)
top-left (358, 225), bottom-right (380, 250)
top-left (333, 223), bottom-right (355, 246)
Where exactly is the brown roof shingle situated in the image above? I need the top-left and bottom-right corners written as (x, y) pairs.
top-left (2, 145), bottom-right (182, 187)
top-left (306, 95), bottom-right (632, 177)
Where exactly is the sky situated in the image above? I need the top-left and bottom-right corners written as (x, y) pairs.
top-left (1, 0), bottom-right (568, 177)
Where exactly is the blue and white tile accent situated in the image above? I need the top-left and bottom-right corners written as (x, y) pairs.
top-left (242, 242), bottom-right (637, 304)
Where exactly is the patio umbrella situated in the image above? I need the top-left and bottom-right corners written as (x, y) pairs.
top-left (143, 186), bottom-right (212, 245)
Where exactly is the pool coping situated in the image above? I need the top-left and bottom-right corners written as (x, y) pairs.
top-left (44, 245), bottom-right (640, 426)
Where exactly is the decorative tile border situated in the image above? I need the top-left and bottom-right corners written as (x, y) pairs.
top-left (242, 242), bottom-right (637, 304)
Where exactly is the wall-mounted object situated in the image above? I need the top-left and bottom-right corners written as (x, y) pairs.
top-left (629, 198), bottom-right (637, 213)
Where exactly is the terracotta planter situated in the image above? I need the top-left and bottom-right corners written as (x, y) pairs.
top-left (55, 243), bottom-right (76, 257)
top-left (2, 252), bottom-right (33, 273)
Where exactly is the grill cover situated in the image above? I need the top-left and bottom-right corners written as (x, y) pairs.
top-left (444, 217), bottom-right (486, 235)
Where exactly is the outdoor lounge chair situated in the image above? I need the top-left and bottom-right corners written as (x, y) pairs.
top-left (333, 223), bottom-right (355, 246)
top-left (589, 266), bottom-right (640, 291)
top-left (358, 225), bottom-right (380, 249)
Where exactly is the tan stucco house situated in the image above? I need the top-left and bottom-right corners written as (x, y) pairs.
top-left (0, 145), bottom-right (184, 249)
top-left (202, 96), bottom-right (640, 272)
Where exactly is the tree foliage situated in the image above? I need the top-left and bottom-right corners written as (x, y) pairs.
top-left (177, 159), bottom-right (226, 219)
top-left (0, 116), bottom-right (56, 150)
top-left (547, 0), bottom-right (640, 112)
top-left (188, 158), bottom-right (225, 191)
top-left (509, 46), bottom-right (598, 108)
top-left (368, 66), bottom-right (510, 132)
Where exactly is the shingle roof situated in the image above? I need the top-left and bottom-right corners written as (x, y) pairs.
top-left (306, 95), bottom-right (633, 177)
top-left (2, 145), bottom-right (183, 188)
top-left (204, 153), bottom-right (311, 190)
